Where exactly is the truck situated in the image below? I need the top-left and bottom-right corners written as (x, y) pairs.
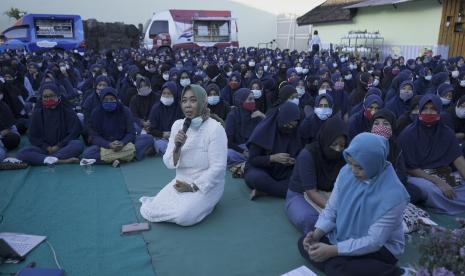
top-left (142, 9), bottom-right (239, 51)
top-left (0, 13), bottom-right (85, 53)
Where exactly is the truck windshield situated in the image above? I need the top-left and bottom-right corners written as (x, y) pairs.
top-left (149, 20), bottom-right (168, 37)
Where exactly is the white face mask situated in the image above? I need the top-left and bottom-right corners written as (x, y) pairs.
top-left (456, 106), bottom-right (465, 119)
top-left (452, 70), bottom-right (460, 78)
top-left (248, 61), bottom-right (256, 67)
top-left (264, 66), bottom-right (269, 72)
top-left (60, 66), bottom-right (67, 73)
top-left (190, 116), bottom-right (203, 129)
top-left (298, 58), bottom-right (304, 63)
top-left (288, 98), bottom-right (299, 105)
top-left (399, 90), bottom-right (413, 101)
top-left (372, 79), bottom-right (380, 87)
top-left (345, 74), bottom-right (353, 80)
top-left (160, 96), bottom-right (174, 106)
top-left (226, 71), bottom-right (232, 77)
top-left (162, 74), bottom-right (170, 81)
top-left (251, 89), bottom-right (262, 99)
top-left (333, 63), bottom-right (338, 68)
top-left (460, 80), bottom-right (465, 87)
top-left (180, 79), bottom-right (191, 87)
top-left (296, 87), bottom-right (305, 96)
top-left (425, 75), bottom-right (432, 81)
top-left (314, 107), bottom-right (333, 120)
top-left (302, 68), bottom-right (309, 74)
top-left (208, 95), bottom-right (220, 105)
top-left (318, 89), bottom-right (327, 95)
top-left (138, 87), bottom-right (152, 96)
top-left (0, 94), bottom-right (3, 101)
top-left (295, 67), bottom-right (303, 74)
top-left (440, 96), bottom-right (451, 105)
top-left (117, 65), bottom-right (123, 72)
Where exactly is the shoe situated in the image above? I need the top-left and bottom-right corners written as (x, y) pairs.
top-left (0, 161), bottom-right (29, 170)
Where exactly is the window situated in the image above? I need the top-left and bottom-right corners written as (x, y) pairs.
top-left (3, 26), bottom-right (29, 39)
top-left (149, 21), bottom-right (169, 38)
top-left (34, 19), bottom-right (74, 38)
top-left (193, 20), bottom-right (230, 42)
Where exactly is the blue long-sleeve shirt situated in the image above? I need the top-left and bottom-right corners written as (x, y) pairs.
top-left (315, 175), bottom-right (407, 258)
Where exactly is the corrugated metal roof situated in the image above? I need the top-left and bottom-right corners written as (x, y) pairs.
top-left (343, 0), bottom-right (413, 9)
top-left (296, 0), bottom-right (362, 25)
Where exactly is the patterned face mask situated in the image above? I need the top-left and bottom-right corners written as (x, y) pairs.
top-left (371, 124), bottom-right (392, 139)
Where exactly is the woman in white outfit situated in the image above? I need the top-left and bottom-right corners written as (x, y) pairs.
top-left (140, 84), bottom-right (228, 226)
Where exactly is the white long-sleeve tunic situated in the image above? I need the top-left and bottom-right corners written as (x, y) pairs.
top-left (140, 118), bottom-right (227, 226)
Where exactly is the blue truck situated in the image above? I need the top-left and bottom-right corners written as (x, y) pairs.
top-left (0, 13), bottom-right (85, 52)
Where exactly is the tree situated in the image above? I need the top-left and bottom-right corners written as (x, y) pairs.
top-left (4, 7), bottom-right (27, 20)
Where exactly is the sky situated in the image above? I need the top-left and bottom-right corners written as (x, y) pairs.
top-left (0, 0), bottom-right (324, 47)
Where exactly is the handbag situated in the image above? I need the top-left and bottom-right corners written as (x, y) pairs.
top-left (100, 142), bottom-right (136, 163)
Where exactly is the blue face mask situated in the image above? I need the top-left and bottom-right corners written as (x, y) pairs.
top-left (190, 116), bottom-right (203, 129)
top-left (102, 101), bottom-right (117, 112)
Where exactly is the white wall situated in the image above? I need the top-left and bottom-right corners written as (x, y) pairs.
top-left (0, 0), bottom-right (321, 48)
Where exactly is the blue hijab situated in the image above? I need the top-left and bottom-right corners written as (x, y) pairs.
top-left (220, 71), bottom-right (242, 105)
top-left (348, 94), bottom-right (383, 140)
top-left (148, 81), bottom-right (184, 132)
top-left (335, 133), bottom-right (410, 242)
top-left (300, 93), bottom-right (334, 142)
top-left (386, 80), bottom-right (415, 118)
top-left (90, 87), bottom-right (135, 143)
top-left (29, 83), bottom-right (82, 148)
top-left (225, 88), bottom-right (262, 144)
top-left (398, 94), bottom-right (462, 169)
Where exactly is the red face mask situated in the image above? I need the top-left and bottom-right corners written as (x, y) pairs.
top-left (419, 113), bottom-right (440, 126)
top-left (364, 109), bottom-right (374, 120)
top-left (229, 81), bottom-right (240, 90)
top-left (42, 98), bottom-right (60, 109)
top-left (242, 102), bottom-right (256, 112)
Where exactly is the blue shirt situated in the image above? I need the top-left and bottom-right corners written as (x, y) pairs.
top-left (315, 175), bottom-right (407, 258)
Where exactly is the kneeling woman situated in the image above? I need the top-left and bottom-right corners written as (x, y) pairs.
top-left (244, 101), bottom-right (302, 199)
top-left (17, 84), bottom-right (84, 165)
top-left (298, 133), bottom-right (409, 276)
top-left (139, 84), bottom-right (227, 226)
top-left (82, 88), bottom-right (154, 164)
top-left (286, 116), bottom-right (347, 234)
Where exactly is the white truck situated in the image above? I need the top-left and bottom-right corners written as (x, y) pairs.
top-left (142, 9), bottom-right (239, 50)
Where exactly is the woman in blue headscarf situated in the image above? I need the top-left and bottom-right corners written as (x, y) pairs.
top-left (348, 94), bottom-right (384, 140)
top-left (299, 93), bottom-right (335, 144)
top-left (82, 87), bottom-right (154, 164)
top-left (129, 76), bottom-right (159, 134)
top-left (286, 116), bottom-right (348, 234)
top-left (426, 71), bottom-right (449, 95)
top-left (225, 88), bottom-right (264, 166)
top-left (329, 72), bottom-right (350, 119)
top-left (220, 71), bottom-right (242, 105)
top-left (385, 80), bottom-right (415, 118)
top-left (398, 94), bottom-right (465, 214)
top-left (298, 133), bottom-right (409, 276)
top-left (16, 83), bottom-right (84, 165)
top-left (206, 83), bottom-right (230, 121)
top-left (248, 79), bottom-right (268, 113)
top-left (244, 101), bottom-right (303, 199)
top-left (436, 83), bottom-right (454, 109)
top-left (413, 67), bottom-right (432, 95)
top-left (148, 81), bottom-right (184, 155)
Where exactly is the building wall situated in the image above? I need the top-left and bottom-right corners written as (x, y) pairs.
top-left (313, 0), bottom-right (443, 47)
top-left (0, 0), bottom-right (280, 47)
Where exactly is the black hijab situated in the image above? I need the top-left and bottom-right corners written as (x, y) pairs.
top-left (306, 116), bottom-right (348, 192)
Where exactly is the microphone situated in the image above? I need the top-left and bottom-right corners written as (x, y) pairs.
top-left (174, 118), bottom-right (191, 153)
